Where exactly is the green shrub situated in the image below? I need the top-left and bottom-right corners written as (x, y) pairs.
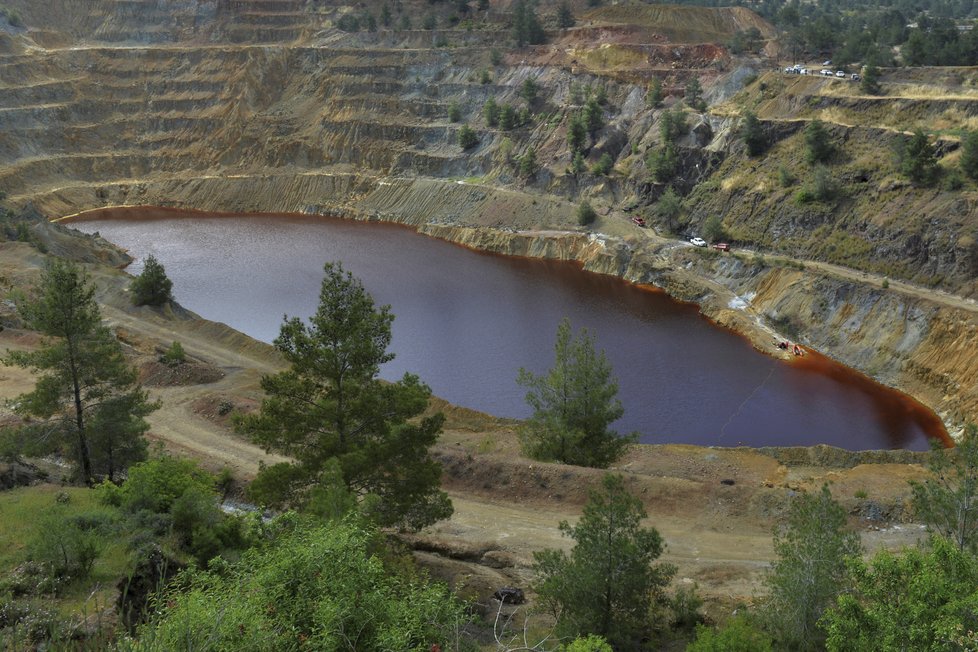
top-left (591, 153), bottom-right (613, 175)
top-left (116, 457), bottom-right (216, 515)
top-left (577, 201), bottom-right (597, 226)
top-left (778, 166), bottom-right (796, 187)
top-left (457, 124), bottom-right (479, 150)
top-left (702, 213), bottom-right (727, 243)
top-left (27, 507), bottom-right (104, 584)
top-left (687, 614), bottom-right (774, 652)
top-left (128, 521), bottom-right (467, 650)
top-left (159, 341), bottom-right (186, 366)
top-left (447, 100), bottom-right (461, 122)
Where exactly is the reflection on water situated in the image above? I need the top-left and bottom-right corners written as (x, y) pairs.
top-left (70, 208), bottom-right (947, 451)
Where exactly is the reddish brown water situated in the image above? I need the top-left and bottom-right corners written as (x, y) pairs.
top-left (70, 208), bottom-right (948, 451)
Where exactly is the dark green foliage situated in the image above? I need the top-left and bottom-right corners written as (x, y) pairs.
top-left (380, 4), bottom-right (392, 27)
top-left (105, 456), bottom-right (245, 564)
top-left (702, 213), bottom-right (726, 243)
top-left (520, 77), bottom-right (539, 105)
top-left (568, 82), bottom-right (586, 105)
top-left (910, 423), bottom-right (978, 552)
top-left (646, 78), bottom-right (663, 108)
top-left (519, 147), bottom-right (538, 177)
top-left (511, 0), bottom-right (545, 46)
top-left (130, 255), bottom-right (173, 307)
top-left (489, 48), bottom-right (503, 66)
top-left (483, 97), bottom-right (499, 126)
top-left (399, 14), bottom-right (410, 29)
top-left (498, 103), bottom-right (517, 130)
top-left (336, 11), bottom-right (376, 32)
top-left (533, 474), bottom-right (675, 648)
top-left (235, 262), bottom-right (452, 531)
top-left (421, 12), bottom-right (436, 29)
top-left (583, 98), bottom-right (604, 134)
top-left (740, 110), bottom-right (767, 157)
top-left (804, 119), bottom-right (834, 165)
top-left (517, 319), bottom-right (635, 467)
top-left (795, 165), bottom-right (838, 204)
top-left (655, 186), bottom-right (682, 231)
top-left (766, 485), bottom-right (862, 651)
top-left (129, 520), bottom-right (467, 651)
top-left (898, 128), bottom-right (940, 186)
top-left (570, 151), bottom-right (586, 176)
top-left (647, 143), bottom-right (679, 183)
top-left (457, 124), bottom-right (479, 150)
top-left (860, 62), bottom-right (882, 95)
top-left (961, 131), bottom-right (978, 180)
top-left (659, 106), bottom-right (688, 143)
top-left (556, 0), bottom-right (575, 28)
top-left (687, 615), bottom-right (774, 652)
top-left (727, 27), bottom-right (763, 54)
top-left (5, 259), bottom-right (156, 483)
top-left (577, 201), bottom-right (597, 226)
top-left (685, 77), bottom-right (705, 111)
top-left (591, 153), bottom-right (613, 176)
top-left (593, 85), bottom-right (608, 106)
top-left (567, 112), bottom-right (588, 154)
top-left (822, 536), bottom-right (978, 651)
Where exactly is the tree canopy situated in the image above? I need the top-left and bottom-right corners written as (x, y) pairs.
top-left (765, 484), bottom-right (862, 650)
top-left (910, 423), bottom-right (978, 552)
top-left (235, 262), bottom-right (452, 531)
top-left (517, 318), bottom-right (634, 467)
top-left (822, 536), bottom-right (978, 651)
top-left (129, 254), bottom-right (173, 307)
top-left (5, 259), bottom-right (156, 483)
top-left (533, 474), bottom-right (675, 649)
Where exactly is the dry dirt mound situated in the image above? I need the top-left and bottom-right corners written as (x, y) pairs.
top-left (138, 359), bottom-right (226, 387)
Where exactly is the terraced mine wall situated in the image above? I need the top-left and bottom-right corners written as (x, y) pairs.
top-left (2, 0), bottom-right (977, 434)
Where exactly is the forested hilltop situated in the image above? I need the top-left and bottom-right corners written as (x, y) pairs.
top-left (2, 0), bottom-right (978, 649)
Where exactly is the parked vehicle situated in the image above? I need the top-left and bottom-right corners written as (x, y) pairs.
top-left (631, 216), bottom-right (646, 227)
top-left (851, 73), bottom-right (860, 81)
top-left (820, 69), bottom-right (833, 76)
top-left (690, 237), bottom-right (707, 247)
top-left (713, 243), bottom-right (731, 252)
top-left (823, 59), bottom-right (832, 66)
top-left (835, 70), bottom-right (846, 78)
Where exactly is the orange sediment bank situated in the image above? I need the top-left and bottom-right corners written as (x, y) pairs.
top-left (791, 347), bottom-right (952, 448)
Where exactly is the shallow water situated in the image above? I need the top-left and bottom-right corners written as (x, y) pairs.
top-left (70, 208), bottom-right (946, 450)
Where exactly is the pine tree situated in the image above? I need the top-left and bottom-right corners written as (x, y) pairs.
top-left (130, 254), bottom-right (173, 306)
top-left (236, 262), bottom-right (452, 531)
top-left (804, 119), bottom-right (834, 165)
top-left (6, 259), bottom-right (156, 483)
top-left (766, 485), bottom-right (862, 650)
top-left (646, 77), bottom-right (664, 108)
top-left (533, 474), bottom-right (675, 648)
top-left (517, 318), bottom-right (635, 467)
top-left (899, 128), bottom-right (939, 186)
top-left (556, 0), bottom-right (575, 28)
top-left (961, 131), bottom-right (978, 180)
top-left (740, 110), bottom-right (767, 156)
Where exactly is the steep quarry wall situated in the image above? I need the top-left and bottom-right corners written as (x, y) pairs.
top-left (3, 0), bottom-right (978, 433)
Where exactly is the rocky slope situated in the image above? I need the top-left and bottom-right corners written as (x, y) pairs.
top-left (1, 0), bottom-right (977, 432)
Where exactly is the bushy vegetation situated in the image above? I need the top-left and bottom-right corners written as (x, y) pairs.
top-left (125, 519), bottom-right (466, 651)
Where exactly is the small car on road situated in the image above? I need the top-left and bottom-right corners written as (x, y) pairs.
top-left (690, 237), bottom-right (707, 247)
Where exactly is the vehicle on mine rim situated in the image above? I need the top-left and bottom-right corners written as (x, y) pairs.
top-left (713, 242), bottom-right (731, 252)
top-left (632, 216), bottom-right (646, 227)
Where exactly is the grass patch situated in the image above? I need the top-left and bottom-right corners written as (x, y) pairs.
top-left (0, 485), bottom-right (130, 617)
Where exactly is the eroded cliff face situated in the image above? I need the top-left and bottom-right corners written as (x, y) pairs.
top-left (3, 0), bottom-right (977, 432)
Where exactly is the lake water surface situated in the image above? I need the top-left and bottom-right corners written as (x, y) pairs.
top-left (70, 208), bottom-right (947, 451)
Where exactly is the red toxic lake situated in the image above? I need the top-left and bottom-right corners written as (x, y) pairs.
top-left (70, 208), bottom-right (948, 451)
